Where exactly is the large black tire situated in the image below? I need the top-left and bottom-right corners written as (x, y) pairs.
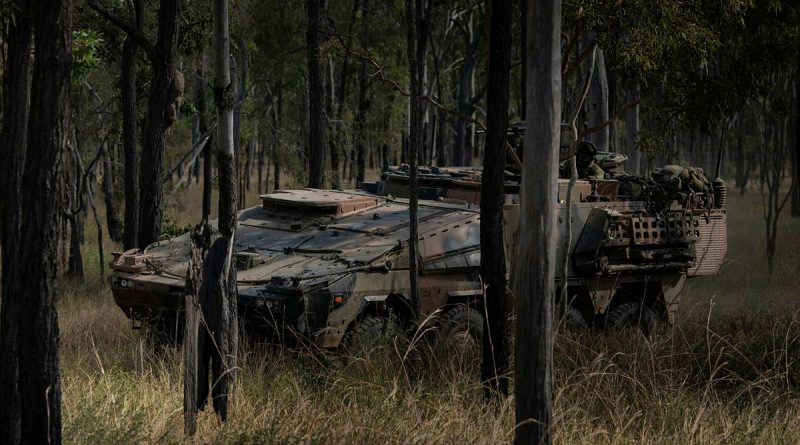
top-left (343, 315), bottom-right (399, 352)
top-left (436, 305), bottom-right (483, 343)
top-left (431, 306), bottom-right (484, 373)
top-left (606, 302), bottom-right (659, 336)
top-left (558, 305), bottom-right (589, 332)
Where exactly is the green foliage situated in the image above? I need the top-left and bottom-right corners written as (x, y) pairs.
top-left (71, 29), bottom-right (104, 83)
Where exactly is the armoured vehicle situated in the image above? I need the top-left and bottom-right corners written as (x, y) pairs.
top-left (110, 152), bottom-right (727, 346)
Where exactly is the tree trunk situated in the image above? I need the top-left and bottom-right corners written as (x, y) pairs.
top-left (454, 31), bottom-right (480, 166)
top-left (793, 80), bottom-right (800, 216)
top-left (307, 0), bottom-right (324, 188)
top-left (355, 63), bottom-right (368, 184)
top-left (102, 141), bottom-right (124, 242)
top-left (233, 36), bottom-right (247, 206)
top-left (514, 0), bottom-right (560, 443)
top-left (585, 47), bottom-right (609, 152)
top-left (406, 0), bottom-right (426, 316)
top-left (137, 0), bottom-right (181, 248)
top-left (0, 2), bottom-right (34, 438)
top-left (185, 0), bottom-right (240, 430)
top-left (480, 0), bottom-right (511, 399)
top-left (0, 0), bottom-right (72, 442)
top-left (735, 112), bottom-right (748, 194)
top-left (212, 0), bottom-right (239, 417)
top-left (67, 147), bottom-right (85, 278)
top-left (258, 112), bottom-right (266, 194)
top-left (193, 55), bottom-right (213, 221)
top-left (625, 88), bottom-right (640, 175)
top-left (121, 0), bottom-right (142, 250)
top-left (86, 163), bottom-right (106, 276)
top-left (245, 122), bottom-right (256, 191)
top-left (354, 1), bottom-right (371, 185)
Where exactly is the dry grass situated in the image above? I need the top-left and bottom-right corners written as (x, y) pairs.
top-left (60, 185), bottom-right (800, 444)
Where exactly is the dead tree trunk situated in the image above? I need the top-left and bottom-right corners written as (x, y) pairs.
top-left (480, 0), bottom-right (511, 399)
top-left (514, 0), bottom-right (560, 443)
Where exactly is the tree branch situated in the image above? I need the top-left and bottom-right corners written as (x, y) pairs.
top-left (579, 99), bottom-right (641, 140)
top-left (326, 25), bottom-right (521, 168)
top-left (86, 0), bottom-right (158, 62)
top-left (164, 121), bottom-right (218, 180)
top-left (563, 37), bottom-right (596, 79)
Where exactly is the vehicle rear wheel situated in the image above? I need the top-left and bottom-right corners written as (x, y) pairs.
top-left (606, 302), bottom-right (659, 336)
top-left (558, 305), bottom-right (589, 332)
top-left (436, 305), bottom-right (483, 344)
top-left (434, 306), bottom-right (483, 371)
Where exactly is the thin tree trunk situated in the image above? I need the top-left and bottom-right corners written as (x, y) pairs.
top-left (307, 0), bottom-right (324, 188)
top-left (102, 141), bottom-right (124, 242)
top-left (246, 122), bottom-right (256, 191)
top-left (86, 167), bottom-right (106, 276)
top-left (354, 61), bottom-right (368, 183)
top-left (514, 0), bottom-right (560, 443)
top-left (197, 55), bottom-right (213, 221)
top-left (121, 0), bottom-right (142, 250)
top-left (67, 140), bottom-right (85, 278)
top-left (793, 80), bottom-right (800, 216)
top-left (585, 47), bottom-right (609, 152)
top-left (625, 87), bottom-right (640, 175)
top-left (233, 35), bottom-right (247, 206)
top-left (735, 112), bottom-right (748, 194)
top-left (480, 0), bottom-right (511, 398)
top-left (405, 0), bottom-right (426, 316)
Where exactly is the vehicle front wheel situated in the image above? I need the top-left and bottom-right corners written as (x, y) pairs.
top-left (342, 315), bottom-right (399, 353)
top-left (434, 306), bottom-right (483, 371)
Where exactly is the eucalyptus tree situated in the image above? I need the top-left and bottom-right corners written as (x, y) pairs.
top-left (0, 0), bottom-right (73, 442)
top-left (307, 0), bottom-right (325, 188)
top-left (480, 0), bottom-right (511, 398)
top-left (514, 0), bottom-right (561, 443)
top-left (88, 0), bottom-right (183, 248)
